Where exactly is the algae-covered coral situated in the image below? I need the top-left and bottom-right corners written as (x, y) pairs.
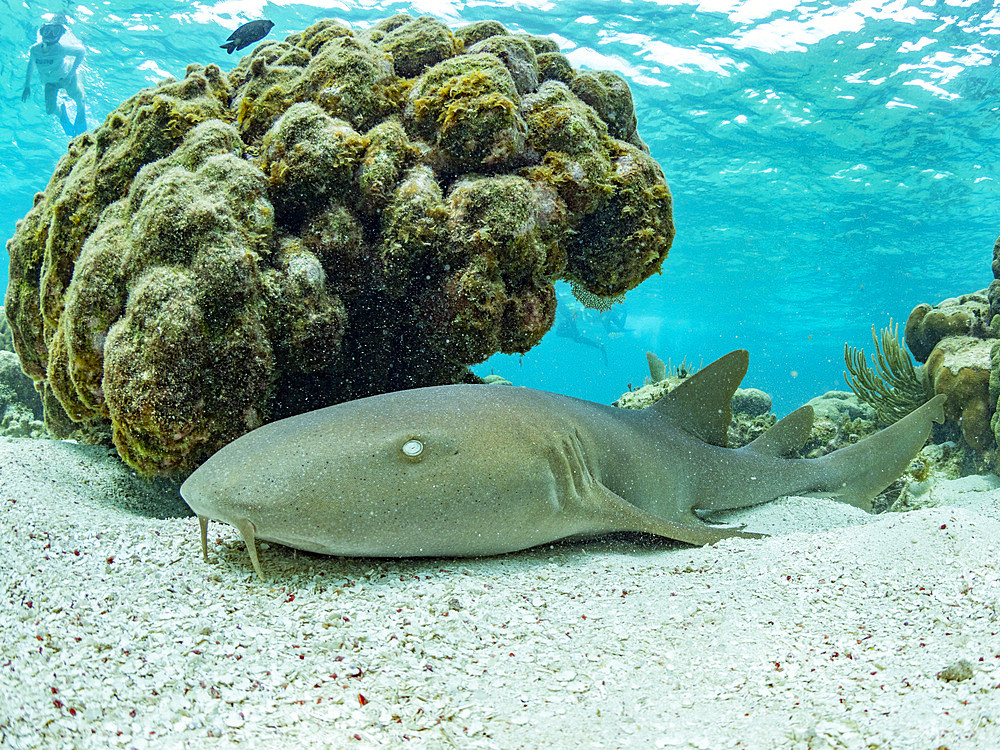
top-left (4, 15), bottom-right (675, 475)
top-left (903, 285), bottom-right (995, 453)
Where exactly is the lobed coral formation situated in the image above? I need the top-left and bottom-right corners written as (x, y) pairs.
top-left (4, 15), bottom-right (675, 475)
top-left (923, 335), bottom-right (993, 451)
top-left (905, 291), bottom-right (991, 363)
top-left (900, 283), bottom-right (996, 453)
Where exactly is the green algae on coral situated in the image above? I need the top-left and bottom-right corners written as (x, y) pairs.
top-left (358, 119), bottom-right (419, 212)
top-left (376, 15), bottom-right (460, 78)
top-left (537, 52), bottom-right (576, 85)
top-left (570, 70), bottom-right (640, 145)
top-left (4, 15), bottom-right (675, 477)
top-left (408, 53), bottom-right (527, 173)
top-left (568, 144), bottom-right (674, 297)
top-left (453, 20), bottom-right (509, 48)
top-left (377, 165), bottom-right (450, 297)
top-left (467, 35), bottom-right (539, 94)
top-left (259, 101), bottom-right (368, 226)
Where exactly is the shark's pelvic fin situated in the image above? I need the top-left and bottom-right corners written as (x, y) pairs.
top-left (586, 479), bottom-right (766, 545)
top-left (648, 349), bottom-right (749, 447)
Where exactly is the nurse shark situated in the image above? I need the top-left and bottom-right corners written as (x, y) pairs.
top-left (180, 350), bottom-right (945, 579)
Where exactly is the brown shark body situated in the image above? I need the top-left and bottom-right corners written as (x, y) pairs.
top-left (180, 350), bottom-right (945, 578)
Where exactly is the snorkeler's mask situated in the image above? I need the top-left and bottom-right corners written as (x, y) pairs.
top-left (39, 23), bottom-right (66, 44)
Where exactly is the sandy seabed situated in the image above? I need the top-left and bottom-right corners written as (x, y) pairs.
top-left (1, 435), bottom-right (999, 750)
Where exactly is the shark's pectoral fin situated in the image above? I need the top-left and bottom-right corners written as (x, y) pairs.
top-left (585, 480), bottom-right (765, 546)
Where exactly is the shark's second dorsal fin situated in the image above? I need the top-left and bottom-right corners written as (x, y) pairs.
top-left (647, 350), bottom-right (749, 447)
top-left (744, 405), bottom-right (814, 457)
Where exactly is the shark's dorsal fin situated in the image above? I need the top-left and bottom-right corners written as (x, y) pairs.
top-left (744, 405), bottom-right (814, 457)
top-left (647, 350), bottom-right (748, 447)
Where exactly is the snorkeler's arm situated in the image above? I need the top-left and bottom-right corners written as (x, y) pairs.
top-left (21, 45), bottom-right (37, 101)
top-left (66, 38), bottom-right (86, 74)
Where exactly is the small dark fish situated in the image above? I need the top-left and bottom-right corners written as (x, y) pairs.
top-left (220, 19), bottom-right (274, 54)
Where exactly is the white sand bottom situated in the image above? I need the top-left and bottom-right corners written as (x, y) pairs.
top-left (2, 436), bottom-right (999, 749)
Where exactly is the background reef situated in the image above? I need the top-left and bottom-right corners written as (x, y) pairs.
top-left (4, 15), bottom-right (674, 476)
top-left (0, 305), bottom-right (45, 438)
top-left (844, 234), bottom-right (1000, 462)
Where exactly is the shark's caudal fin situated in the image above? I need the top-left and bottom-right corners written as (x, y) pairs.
top-left (809, 394), bottom-right (946, 512)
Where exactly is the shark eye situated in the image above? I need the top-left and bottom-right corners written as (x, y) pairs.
top-left (401, 439), bottom-right (424, 459)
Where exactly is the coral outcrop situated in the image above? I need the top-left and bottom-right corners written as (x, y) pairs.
top-left (798, 391), bottom-right (877, 459)
top-left (0, 350), bottom-right (46, 438)
top-left (905, 291), bottom-right (991, 363)
top-left (0, 305), bottom-right (12, 352)
top-left (840, 233), bottom-right (1000, 458)
top-left (0, 307), bottom-right (46, 437)
top-left (896, 284), bottom-right (996, 453)
top-left (843, 261), bottom-right (999, 455)
top-left (731, 387), bottom-right (771, 418)
top-left (923, 335), bottom-right (993, 452)
top-left (4, 15), bottom-right (674, 475)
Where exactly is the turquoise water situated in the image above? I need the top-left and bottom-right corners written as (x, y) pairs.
top-left (2, 0), bottom-right (997, 413)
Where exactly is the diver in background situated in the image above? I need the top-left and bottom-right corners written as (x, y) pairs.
top-left (555, 307), bottom-right (609, 366)
top-left (21, 14), bottom-right (88, 136)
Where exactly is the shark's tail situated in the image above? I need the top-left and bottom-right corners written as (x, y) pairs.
top-left (810, 394), bottom-right (946, 511)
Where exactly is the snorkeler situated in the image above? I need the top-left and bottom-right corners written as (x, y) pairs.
top-left (21, 14), bottom-right (88, 136)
